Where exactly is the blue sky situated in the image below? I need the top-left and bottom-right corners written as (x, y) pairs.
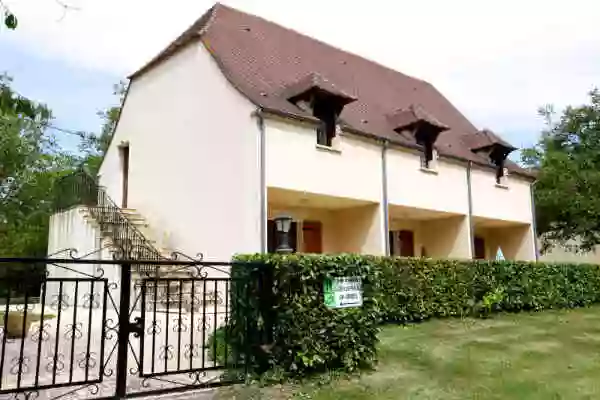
top-left (2, 0), bottom-right (599, 159)
top-left (1, 40), bottom-right (119, 151)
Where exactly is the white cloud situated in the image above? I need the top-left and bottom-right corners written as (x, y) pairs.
top-left (3, 0), bottom-right (600, 144)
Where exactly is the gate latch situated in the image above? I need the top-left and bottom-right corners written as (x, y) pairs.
top-left (128, 317), bottom-right (143, 338)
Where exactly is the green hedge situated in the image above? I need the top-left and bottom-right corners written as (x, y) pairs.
top-left (379, 258), bottom-right (600, 321)
top-left (229, 254), bottom-right (600, 375)
top-left (231, 254), bottom-right (380, 375)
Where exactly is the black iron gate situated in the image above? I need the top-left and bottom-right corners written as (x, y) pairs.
top-left (0, 251), bottom-right (255, 400)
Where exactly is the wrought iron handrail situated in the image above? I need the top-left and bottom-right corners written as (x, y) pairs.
top-left (53, 169), bottom-right (164, 264)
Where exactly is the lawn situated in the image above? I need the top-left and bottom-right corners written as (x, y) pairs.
top-left (218, 306), bottom-right (600, 399)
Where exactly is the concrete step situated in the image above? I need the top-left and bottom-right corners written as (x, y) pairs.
top-left (79, 205), bottom-right (167, 262)
top-left (101, 234), bottom-right (159, 248)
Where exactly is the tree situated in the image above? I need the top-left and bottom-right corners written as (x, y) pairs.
top-left (80, 81), bottom-right (127, 175)
top-left (0, 75), bottom-right (75, 257)
top-left (0, 74), bottom-right (125, 258)
top-left (522, 89), bottom-right (600, 253)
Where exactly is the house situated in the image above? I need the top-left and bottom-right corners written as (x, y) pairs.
top-left (49, 3), bottom-right (537, 263)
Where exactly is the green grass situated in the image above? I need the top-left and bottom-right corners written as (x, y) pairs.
top-left (218, 306), bottom-right (600, 399)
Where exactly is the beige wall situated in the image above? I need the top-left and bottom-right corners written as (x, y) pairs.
top-left (420, 216), bottom-right (471, 259)
top-left (268, 205), bottom-right (337, 253)
top-left (332, 205), bottom-right (385, 255)
top-left (471, 167), bottom-right (533, 223)
top-left (386, 147), bottom-right (469, 215)
top-left (390, 216), bottom-right (470, 259)
top-left (541, 242), bottom-right (600, 264)
top-left (475, 225), bottom-right (535, 261)
top-left (267, 204), bottom-right (384, 255)
top-left (265, 121), bottom-right (382, 203)
top-left (99, 42), bottom-right (261, 260)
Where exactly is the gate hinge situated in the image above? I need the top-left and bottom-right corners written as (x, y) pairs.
top-left (128, 317), bottom-right (143, 338)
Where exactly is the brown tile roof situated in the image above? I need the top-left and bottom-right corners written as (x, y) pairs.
top-left (131, 3), bottom-right (531, 178)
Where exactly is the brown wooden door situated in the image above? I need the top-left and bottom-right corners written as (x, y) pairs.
top-left (399, 230), bottom-right (415, 257)
top-left (120, 145), bottom-right (130, 208)
top-left (302, 221), bottom-right (322, 253)
top-left (474, 236), bottom-right (486, 259)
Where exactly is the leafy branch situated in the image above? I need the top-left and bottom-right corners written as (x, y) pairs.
top-left (1, 0), bottom-right (80, 29)
top-left (0, 0), bottom-right (17, 29)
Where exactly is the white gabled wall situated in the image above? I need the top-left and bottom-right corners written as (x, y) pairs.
top-left (99, 42), bottom-right (261, 261)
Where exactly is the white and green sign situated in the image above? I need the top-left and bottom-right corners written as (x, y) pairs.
top-left (324, 277), bottom-right (363, 309)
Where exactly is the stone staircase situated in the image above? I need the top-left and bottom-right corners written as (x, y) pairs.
top-left (53, 169), bottom-right (185, 278)
top-left (79, 207), bottom-right (171, 258)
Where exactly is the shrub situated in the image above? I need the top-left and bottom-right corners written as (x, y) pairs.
top-left (207, 327), bottom-right (232, 365)
top-left (228, 254), bottom-right (600, 376)
top-left (378, 258), bottom-right (600, 322)
top-left (231, 254), bottom-right (380, 376)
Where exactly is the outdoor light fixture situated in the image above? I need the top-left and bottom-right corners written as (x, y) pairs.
top-left (274, 214), bottom-right (293, 253)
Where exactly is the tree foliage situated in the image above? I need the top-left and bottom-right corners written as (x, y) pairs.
top-left (0, 71), bottom-right (125, 257)
top-left (522, 89), bottom-right (600, 253)
top-left (79, 81), bottom-right (127, 175)
top-left (0, 76), bottom-right (76, 257)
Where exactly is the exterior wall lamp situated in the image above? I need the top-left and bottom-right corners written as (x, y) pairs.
top-left (274, 214), bottom-right (293, 253)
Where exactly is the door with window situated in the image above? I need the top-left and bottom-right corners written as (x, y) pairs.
top-left (390, 230), bottom-right (415, 257)
top-left (302, 221), bottom-right (322, 253)
top-left (474, 236), bottom-right (486, 259)
top-left (120, 144), bottom-right (130, 208)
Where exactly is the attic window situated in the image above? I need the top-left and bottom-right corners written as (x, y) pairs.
top-left (420, 147), bottom-right (438, 170)
top-left (314, 101), bottom-right (338, 146)
top-left (282, 73), bottom-right (356, 148)
top-left (470, 130), bottom-right (517, 185)
top-left (388, 105), bottom-right (449, 169)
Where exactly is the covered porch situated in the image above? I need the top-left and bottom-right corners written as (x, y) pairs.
top-left (473, 217), bottom-right (535, 260)
top-left (388, 205), bottom-right (471, 259)
top-left (267, 187), bottom-right (385, 255)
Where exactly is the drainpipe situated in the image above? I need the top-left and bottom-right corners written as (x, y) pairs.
top-left (530, 180), bottom-right (539, 261)
top-left (256, 109), bottom-right (267, 253)
top-left (466, 161), bottom-right (475, 258)
top-left (381, 140), bottom-right (390, 256)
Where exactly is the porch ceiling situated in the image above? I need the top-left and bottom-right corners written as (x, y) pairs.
top-left (268, 187), bottom-right (374, 210)
top-left (388, 204), bottom-right (463, 221)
